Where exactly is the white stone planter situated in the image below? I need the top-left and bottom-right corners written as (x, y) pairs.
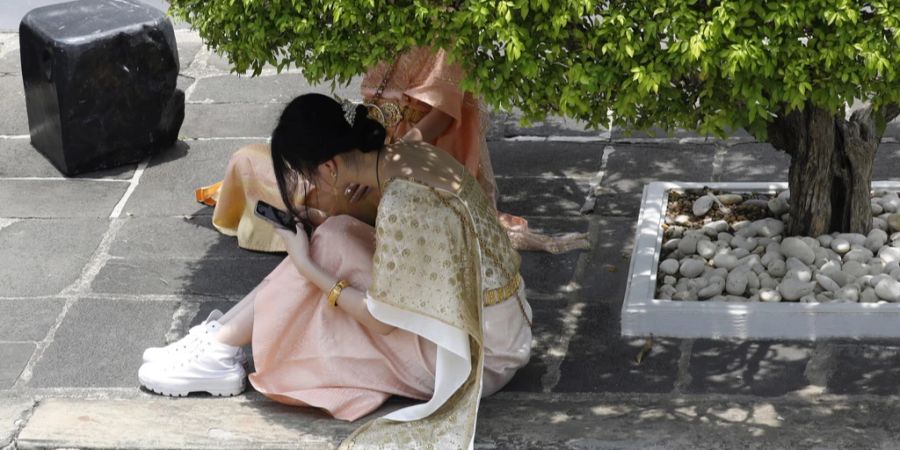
top-left (622, 181), bottom-right (900, 340)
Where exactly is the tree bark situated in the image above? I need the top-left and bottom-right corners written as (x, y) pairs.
top-left (767, 102), bottom-right (882, 236)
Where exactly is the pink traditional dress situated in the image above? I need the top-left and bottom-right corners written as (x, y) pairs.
top-left (249, 172), bottom-right (532, 448)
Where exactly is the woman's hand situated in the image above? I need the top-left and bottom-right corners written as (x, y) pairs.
top-left (274, 225), bottom-right (313, 272)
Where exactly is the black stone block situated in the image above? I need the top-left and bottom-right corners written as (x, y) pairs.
top-left (19, 0), bottom-right (184, 176)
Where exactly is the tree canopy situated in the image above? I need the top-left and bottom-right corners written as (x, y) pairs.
top-left (169, 0), bottom-right (900, 137)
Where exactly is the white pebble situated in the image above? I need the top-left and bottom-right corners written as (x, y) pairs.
top-left (725, 271), bottom-right (749, 295)
top-left (717, 194), bottom-right (743, 205)
top-left (817, 235), bottom-right (834, 247)
top-left (842, 261), bottom-right (868, 278)
top-left (843, 248), bottom-right (874, 263)
top-left (756, 218), bottom-right (785, 238)
top-left (675, 214), bottom-right (691, 225)
top-left (660, 259), bottom-right (680, 275)
top-left (702, 220), bottom-right (729, 236)
top-left (698, 278), bottom-right (725, 299)
top-left (815, 274), bottom-right (840, 292)
top-left (779, 279), bottom-right (816, 301)
top-left (878, 246), bottom-right (900, 264)
top-left (712, 254), bottom-right (739, 270)
top-left (781, 237), bottom-right (815, 265)
top-left (861, 288), bottom-right (880, 303)
top-left (759, 288), bottom-right (782, 302)
top-left (678, 234), bottom-right (700, 255)
top-left (663, 275), bottom-right (677, 285)
top-left (692, 195), bottom-right (715, 216)
top-left (830, 238), bottom-right (851, 254)
top-left (696, 240), bottom-right (716, 259)
top-left (836, 286), bottom-right (859, 302)
top-left (767, 259), bottom-right (787, 277)
top-left (679, 259), bottom-right (705, 278)
top-left (875, 278), bottom-right (900, 301)
top-left (768, 197), bottom-right (789, 216)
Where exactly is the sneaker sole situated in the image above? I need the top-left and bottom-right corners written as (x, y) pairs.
top-left (139, 374), bottom-right (246, 397)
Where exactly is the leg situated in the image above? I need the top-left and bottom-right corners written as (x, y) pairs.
top-left (216, 280), bottom-right (266, 347)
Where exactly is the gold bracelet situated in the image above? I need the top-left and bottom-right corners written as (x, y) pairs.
top-left (327, 280), bottom-right (350, 307)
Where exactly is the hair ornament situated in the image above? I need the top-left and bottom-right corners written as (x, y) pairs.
top-left (335, 95), bottom-right (358, 127)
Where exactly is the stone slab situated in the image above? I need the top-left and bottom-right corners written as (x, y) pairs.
top-left (0, 75), bottom-right (27, 135)
top-left (595, 143), bottom-right (716, 216)
top-left (0, 179), bottom-right (127, 218)
top-left (189, 74), bottom-right (361, 105)
top-left (16, 393), bottom-right (900, 450)
top-left (720, 143), bottom-right (790, 181)
top-left (686, 340), bottom-right (813, 396)
top-left (0, 137), bottom-right (136, 179)
top-left (28, 298), bottom-right (177, 388)
top-left (16, 396), bottom-right (359, 449)
top-left (110, 215), bottom-right (255, 260)
top-left (0, 396), bottom-right (33, 448)
top-left (124, 139), bottom-right (243, 217)
top-left (176, 40), bottom-right (201, 71)
top-left (488, 141), bottom-right (603, 180)
top-left (578, 216), bottom-right (636, 305)
top-left (180, 103), bottom-right (282, 139)
top-left (554, 302), bottom-right (681, 393)
top-left (0, 218), bottom-right (107, 296)
top-left (874, 143), bottom-right (900, 181)
top-left (92, 254), bottom-right (282, 297)
top-left (0, 299), bottom-right (64, 341)
top-left (496, 177), bottom-right (591, 218)
top-left (0, 342), bottom-right (35, 388)
top-left (828, 343), bottom-right (900, 395)
top-left (884, 116), bottom-right (900, 140)
top-left (502, 298), bottom-right (568, 393)
top-left (488, 110), bottom-right (601, 140)
top-left (0, 50), bottom-right (19, 74)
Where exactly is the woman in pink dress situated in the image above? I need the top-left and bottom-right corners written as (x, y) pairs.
top-left (196, 47), bottom-right (589, 254)
top-left (139, 94), bottom-right (532, 448)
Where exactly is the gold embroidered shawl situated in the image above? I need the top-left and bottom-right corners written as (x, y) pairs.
top-left (340, 175), bottom-right (519, 449)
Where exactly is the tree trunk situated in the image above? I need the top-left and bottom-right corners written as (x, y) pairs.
top-left (767, 102), bottom-right (881, 236)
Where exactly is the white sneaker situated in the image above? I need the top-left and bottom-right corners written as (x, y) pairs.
top-left (138, 334), bottom-right (246, 397)
top-left (143, 310), bottom-right (246, 364)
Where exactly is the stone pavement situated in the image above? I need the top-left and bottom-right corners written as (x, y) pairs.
top-left (3, 27), bottom-right (900, 450)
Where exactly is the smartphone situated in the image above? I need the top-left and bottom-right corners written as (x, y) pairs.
top-left (254, 200), bottom-right (299, 232)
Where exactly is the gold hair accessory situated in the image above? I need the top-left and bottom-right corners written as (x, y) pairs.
top-left (327, 279), bottom-right (350, 307)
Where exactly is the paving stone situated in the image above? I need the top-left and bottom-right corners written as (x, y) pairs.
top-left (489, 141), bottom-right (603, 180)
top-left (0, 179), bottom-right (127, 218)
top-left (828, 343), bottom-right (900, 395)
top-left (0, 137), bottom-right (136, 179)
top-left (579, 216), bottom-right (635, 305)
top-left (873, 143), bottom-right (900, 181)
top-left (17, 396), bottom-right (358, 449)
top-left (686, 340), bottom-right (812, 396)
top-left (189, 73), bottom-right (361, 105)
top-left (176, 40), bottom-right (201, 71)
top-left (180, 103), bottom-right (282, 139)
top-left (0, 75), bottom-right (27, 134)
top-left (596, 143), bottom-right (716, 216)
top-left (496, 177), bottom-right (590, 218)
top-left (29, 298), bottom-right (177, 388)
top-left (0, 299), bottom-right (64, 341)
top-left (0, 342), bottom-right (34, 388)
top-left (0, 396), bottom-right (33, 448)
top-left (489, 110), bottom-right (602, 139)
top-left (721, 143), bottom-right (790, 181)
top-left (554, 302), bottom-right (681, 393)
top-left (503, 298), bottom-right (569, 393)
top-left (884, 116), bottom-right (900, 140)
top-left (92, 254), bottom-right (282, 297)
top-left (176, 74), bottom-right (194, 95)
top-left (0, 218), bottom-right (107, 296)
top-left (611, 125), bottom-right (706, 140)
top-left (0, 49), bottom-right (19, 73)
top-left (110, 215), bottom-right (254, 260)
top-left (124, 139), bottom-right (244, 216)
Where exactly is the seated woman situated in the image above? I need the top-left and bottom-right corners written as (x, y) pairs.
top-left (195, 47), bottom-right (590, 254)
top-left (139, 93), bottom-right (532, 447)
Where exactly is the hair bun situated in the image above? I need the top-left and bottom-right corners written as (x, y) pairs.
top-left (351, 104), bottom-right (387, 152)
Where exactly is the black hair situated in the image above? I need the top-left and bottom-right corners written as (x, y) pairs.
top-left (270, 93), bottom-right (386, 226)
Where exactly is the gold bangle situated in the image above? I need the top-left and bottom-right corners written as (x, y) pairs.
top-left (327, 280), bottom-right (350, 307)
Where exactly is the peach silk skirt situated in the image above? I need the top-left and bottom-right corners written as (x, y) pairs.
top-left (248, 216), bottom-right (533, 421)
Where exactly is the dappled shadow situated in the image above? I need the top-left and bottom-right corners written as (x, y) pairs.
top-left (686, 340), bottom-right (812, 396)
top-left (829, 342), bottom-right (900, 395)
